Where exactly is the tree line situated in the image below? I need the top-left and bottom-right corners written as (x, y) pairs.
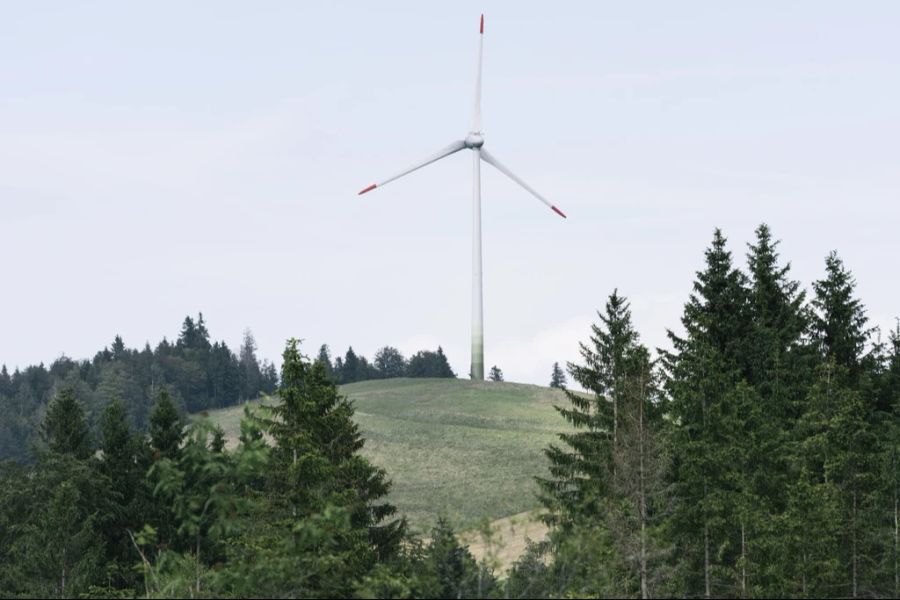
top-left (0, 341), bottom-right (497, 598)
top-left (518, 224), bottom-right (899, 598)
top-left (0, 314), bottom-right (277, 463)
top-left (315, 344), bottom-right (456, 384)
top-left (0, 223), bottom-right (896, 598)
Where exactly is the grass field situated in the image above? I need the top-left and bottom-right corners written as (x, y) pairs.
top-left (203, 377), bottom-right (568, 534)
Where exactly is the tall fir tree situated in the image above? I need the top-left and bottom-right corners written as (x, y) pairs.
top-left (148, 389), bottom-right (183, 460)
top-left (661, 229), bottom-right (751, 597)
top-left (41, 387), bottom-right (92, 460)
top-left (539, 290), bottom-right (667, 597)
top-left (549, 362), bottom-right (567, 388)
top-left (812, 251), bottom-right (870, 383)
top-left (797, 253), bottom-right (881, 597)
top-left (266, 340), bottom-right (404, 559)
top-left (315, 344), bottom-right (334, 380)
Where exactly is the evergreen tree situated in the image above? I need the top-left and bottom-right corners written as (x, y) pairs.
top-left (342, 346), bottom-right (361, 384)
top-left (549, 362), bottom-right (567, 388)
top-left (267, 339), bottom-right (404, 558)
top-left (96, 398), bottom-right (149, 589)
top-left (736, 224), bottom-right (811, 595)
top-left (259, 359), bottom-right (279, 394)
top-left (315, 344), bottom-right (334, 379)
top-left (1, 456), bottom-right (113, 597)
top-left (41, 387), bottom-right (92, 460)
top-left (881, 325), bottom-right (900, 597)
top-left (239, 329), bottom-right (262, 400)
top-left (797, 253), bottom-right (881, 596)
top-left (408, 347), bottom-right (456, 378)
top-left (421, 518), bottom-right (497, 598)
top-left (0, 365), bottom-right (10, 397)
top-left (812, 251), bottom-right (871, 383)
top-left (149, 389), bottom-right (183, 460)
top-left (488, 365), bottom-right (504, 382)
top-left (539, 290), bottom-right (667, 596)
top-left (661, 229), bottom-right (751, 597)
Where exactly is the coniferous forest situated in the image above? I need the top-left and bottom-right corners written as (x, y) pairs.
top-left (0, 224), bottom-right (898, 598)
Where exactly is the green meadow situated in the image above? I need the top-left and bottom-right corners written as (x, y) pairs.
top-left (204, 377), bottom-right (568, 532)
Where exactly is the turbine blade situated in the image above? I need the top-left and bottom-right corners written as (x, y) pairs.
top-left (471, 14), bottom-right (484, 132)
top-left (480, 148), bottom-right (567, 218)
top-left (359, 140), bottom-right (467, 194)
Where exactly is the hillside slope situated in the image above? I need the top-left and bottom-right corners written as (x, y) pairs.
top-left (205, 378), bottom-right (567, 533)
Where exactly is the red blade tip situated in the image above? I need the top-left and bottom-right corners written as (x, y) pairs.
top-left (552, 206), bottom-right (567, 218)
top-left (359, 183), bottom-right (377, 195)
top-left (480, 14), bottom-right (484, 34)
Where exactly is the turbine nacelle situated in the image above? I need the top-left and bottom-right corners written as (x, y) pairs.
top-left (464, 133), bottom-right (485, 149)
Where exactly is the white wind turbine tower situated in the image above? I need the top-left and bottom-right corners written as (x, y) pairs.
top-left (359, 14), bottom-right (566, 381)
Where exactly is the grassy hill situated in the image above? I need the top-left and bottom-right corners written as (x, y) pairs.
top-left (204, 377), bottom-right (568, 534)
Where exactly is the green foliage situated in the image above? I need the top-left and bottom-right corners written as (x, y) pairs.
top-left (549, 361), bottom-right (566, 388)
top-left (376, 346), bottom-right (409, 379)
top-left (539, 290), bottom-right (668, 597)
top-left (0, 455), bottom-right (112, 597)
top-left (488, 365), bottom-right (504, 382)
top-left (267, 339), bottom-right (404, 558)
top-left (408, 346), bottom-right (456, 379)
top-left (41, 387), bottom-right (92, 459)
top-left (0, 314), bottom-right (274, 464)
top-left (148, 389), bottom-right (183, 460)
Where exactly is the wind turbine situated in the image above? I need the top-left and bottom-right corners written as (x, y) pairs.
top-left (359, 14), bottom-right (566, 381)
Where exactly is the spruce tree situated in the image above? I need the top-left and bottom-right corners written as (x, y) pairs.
top-left (739, 224), bottom-right (811, 594)
top-left (97, 398), bottom-right (148, 588)
top-left (812, 251), bottom-right (870, 382)
top-left (661, 229), bottom-right (751, 597)
top-left (149, 389), bottom-right (183, 460)
top-left (267, 339), bottom-right (403, 559)
top-left (539, 290), bottom-right (666, 596)
top-left (239, 329), bottom-right (262, 400)
top-left (342, 346), bottom-right (361, 384)
top-left (315, 344), bottom-right (334, 379)
top-left (549, 362), bottom-right (566, 388)
top-left (799, 253), bottom-right (880, 596)
top-left (41, 387), bottom-right (92, 460)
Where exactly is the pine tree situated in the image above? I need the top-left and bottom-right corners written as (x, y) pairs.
top-left (549, 362), bottom-right (567, 388)
top-left (488, 365), bottom-right (504, 382)
top-left (41, 387), bottom-right (92, 460)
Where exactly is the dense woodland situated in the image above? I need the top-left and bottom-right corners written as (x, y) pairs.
top-left (0, 315), bottom-right (277, 463)
top-left (0, 224), bottom-right (897, 598)
top-left (0, 319), bottom-right (457, 464)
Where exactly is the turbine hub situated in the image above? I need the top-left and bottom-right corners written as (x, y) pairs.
top-left (465, 133), bottom-right (485, 149)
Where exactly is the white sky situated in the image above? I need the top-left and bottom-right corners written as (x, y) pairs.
top-left (1, 2), bottom-right (898, 385)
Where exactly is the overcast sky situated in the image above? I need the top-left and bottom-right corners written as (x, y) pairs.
top-left (1, 2), bottom-right (898, 385)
